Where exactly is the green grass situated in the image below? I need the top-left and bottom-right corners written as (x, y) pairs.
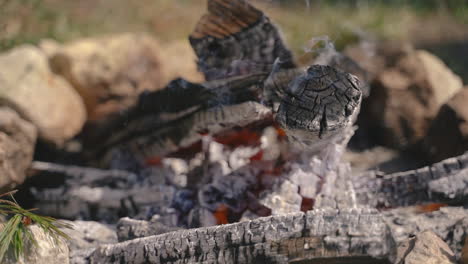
top-left (0, 190), bottom-right (72, 262)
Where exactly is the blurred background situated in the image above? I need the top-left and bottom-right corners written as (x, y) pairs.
top-left (1, 0), bottom-right (467, 80)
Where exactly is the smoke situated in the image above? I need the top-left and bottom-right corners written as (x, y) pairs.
top-left (303, 35), bottom-right (340, 65)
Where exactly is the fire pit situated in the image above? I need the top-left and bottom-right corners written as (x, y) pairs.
top-left (15, 0), bottom-right (467, 263)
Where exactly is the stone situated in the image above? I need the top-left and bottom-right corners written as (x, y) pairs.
top-left (454, 218), bottom-right (468, 262)
top-left (365, 49), bottom-right (463, 148)
top-left (0, 45), bottom-right (86, 145)
top-left (343, 41), bottom-right (385, 82)
top-left (44, 33), bottom-right (165, 121)
top-left (383, 206), bottom-right (468, 260)
top-left (395, 230), bottom-right (456, 264)
top-left (462, 236), bottom-right (468, 264)
top-left (0, 107), bottom-right (37, 192)
top-left (424, 88), bottom-right (468, 162)
top-left (158, 40), bottom-right (205, 85)
top-left (62, 220), bottom-right (117, 251)
top-left (4, 225), bottom-right (69, 264)
top-left (344, 40), bottom-right (414, 82)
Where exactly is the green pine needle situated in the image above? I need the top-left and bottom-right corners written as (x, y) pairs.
top-left (0, 190), bottom-right (72, 262)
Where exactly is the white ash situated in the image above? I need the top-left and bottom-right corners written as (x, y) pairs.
top-left (162, 158), bottom-right (188, 176)
top-left (207, 141), bottom-right (232, 176)
top-left (314, 162), bottom-right (359, 209)
top-left (260, 179), bottom-right (302, 215)
top-left (207, 138), bottom-right (224, 162)
top-left (260, 126), bottom-right (282, 161)
top-left (288, 160), bottom-right (322, 198)
top-left (188, 152), bottom-right (205, 170)
top-left (260, 125), bottom-right (360, 212)
top-left (162, 158), bottom-right (188, 187)
top-left (228, 146), bottom-right (260, 170)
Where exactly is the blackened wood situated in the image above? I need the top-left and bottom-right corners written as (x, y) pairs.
top-left (354, 152), bottom-right (468, 207)
top-left (276, 65), bottom-right (362, 152)
top-left (88, 209), bottom-right (391, 264)
top-left (190, 0), bottom-right (295, 81)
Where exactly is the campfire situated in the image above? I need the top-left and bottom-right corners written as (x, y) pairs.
top-left (0, 0), bottom-right (467, 263)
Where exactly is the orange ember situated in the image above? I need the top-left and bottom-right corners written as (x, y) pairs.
top-left (214, 128), bottom-right (261, 147)
top-left (416, 203), bottom-right (447, 213)
top-left (301, 197), bottom-right (314, 212)
top-left (169, 141), bottom-right (202, 159)
top-left (214, 204), bottom-right (229, 225)
top-left (249, 150), bottom-right (263, 161)
top-left (145, 156), bottom-right (162, 166)
top-left (274, 126), bottom-right (287, 139)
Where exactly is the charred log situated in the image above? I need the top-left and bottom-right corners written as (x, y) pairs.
top-left (354, 152), bottom-right (468, 208)
top-left (87, 209), bottom-right (392, 264)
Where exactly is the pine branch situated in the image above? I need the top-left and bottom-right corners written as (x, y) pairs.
top-left (0, 190), bottom-right (72, 262)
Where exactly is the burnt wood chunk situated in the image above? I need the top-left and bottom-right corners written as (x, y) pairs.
top-left (276, 65), bottom-right (362, 150)
top-left (190, 0), bottom-right (295, 80)
top-left (92, 74), bottom-right (270, 163)
top-left (263, 68), bottom-right (305, 105)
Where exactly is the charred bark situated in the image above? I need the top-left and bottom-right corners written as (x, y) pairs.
top-left (77, 205), bottom-right (468, 264)
top-left (354, 152), bottom-right (468, 208)
top-left (87, 209), bottom-right (392, 264)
